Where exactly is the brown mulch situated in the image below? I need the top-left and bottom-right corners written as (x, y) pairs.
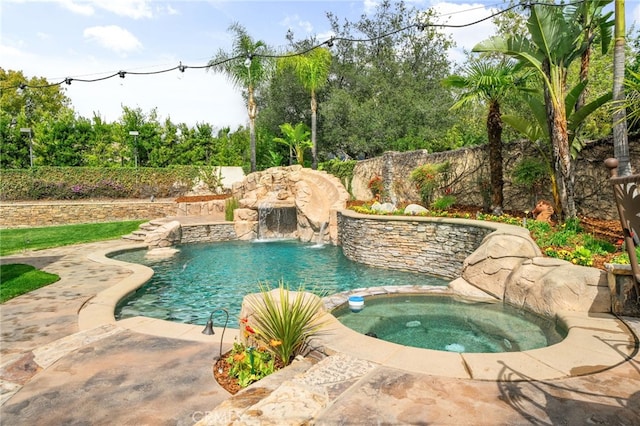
top-left (213, 352), bottom-right (243, 395)
top-left (213, 350), bottom-right (286, 395)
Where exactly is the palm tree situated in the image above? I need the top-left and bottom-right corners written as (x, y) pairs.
top-left (568, 0), bottom-right (613, 111)
top-left (442, 60), bottom-right (523, 211)
top-left (612, 0), bottom-right (631, 175)
top-left (273, 122), bottom-right (312, 165)
top-left (474, 4), bottom-right (586, 219)
top-left (208, 23), bottom-right (272, 172)
top-left (502, 83), bottom-right (612, 210)
top-left (278, 47), bottom-right (331, 169)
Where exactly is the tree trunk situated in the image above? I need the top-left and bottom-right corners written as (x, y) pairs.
top-left (311, 90), bottom-right (318, 170)
top-left (487, 100), bottom-right (504, 210)
top-left (613, 0), bottom-right (631, 175)
top-left (248, 85), bottom-right (257, 172)
top-left (543, 64), bottom-right (576, 220)
top-left (577, 43), bottom-right (591, 112)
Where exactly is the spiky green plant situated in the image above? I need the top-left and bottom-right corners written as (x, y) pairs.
top-left (247, 281), bottom-right (327, 365)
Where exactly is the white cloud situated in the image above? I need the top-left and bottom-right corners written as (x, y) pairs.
top-left (36, 32), bottom-right (51, 41)
top-left (363, 0), bottom-right (379, 15)
top-left (0, 43), bottom-right (27, 60)
top-left (95, 0), bottom-right (154, 20)
top-left (83, 25), bottom-right (143, 54)
top-left (280, 14), bottom-right (313, 35)
top-left (164, 4), bottom-right (179, 16)
top-left (56, 0), bottom-right (95, 16)
top-left (429, 2), bottom-right (497, 64)
top-left (53, 0), bottom-right (153, 19)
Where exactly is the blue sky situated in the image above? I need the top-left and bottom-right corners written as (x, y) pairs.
top-left (2, 0), bottom-right (638, 129)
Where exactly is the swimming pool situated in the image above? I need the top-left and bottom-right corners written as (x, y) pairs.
top-left (332, 294), bottom-right (566, 353)
top-left (113, 240), bottom-right (448, 326)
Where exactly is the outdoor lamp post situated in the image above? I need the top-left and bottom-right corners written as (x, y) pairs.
top-left (20, 127), bottom-right (33, 168)
top-left (129, 130), bottom-right (139, 168)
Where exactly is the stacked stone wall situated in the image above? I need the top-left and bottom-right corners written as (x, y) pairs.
top-left (352, 136), bottom-right (640, 220)
top-left (0, 200), bottom-right (176, 228)
top-left (180, 223), bottom-right (237, 244)
top-left (338, 210), bottom-right (492, 279)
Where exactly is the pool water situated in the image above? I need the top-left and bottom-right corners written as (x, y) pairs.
top-left (113, 240), bottom-right (448, 327)
top-left (333, 294), bottom-right (566, 353)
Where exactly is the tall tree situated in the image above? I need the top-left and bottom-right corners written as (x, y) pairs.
top-left (612, 0), bottom-right (631, 175)
top-left (321, 0), bottom-right (455, 158)
top-left (278, 47), bottom-right (331, 169)
top-left (474, 4), bottom-right (586, 219)
top-left (568, 0), bottom-right (613, 111)
top-left (443, 60), bottom-right (525, 211)
top-left (0, 69), bottom-right (71, 168)
top-left (208, 23), bottom-right (272, 172)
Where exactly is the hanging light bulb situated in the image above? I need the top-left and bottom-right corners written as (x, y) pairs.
top-left (244, 54), bottom-right (252, 69)
top-left (177, 62), bottom-right (186, 80)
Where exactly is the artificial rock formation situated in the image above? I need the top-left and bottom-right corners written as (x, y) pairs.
top-left (144, 220), bottom-right (182, 248)
top-left (231, 166), bottom-right (350, 244)
top-left (455, 224), bottom-right (610, 316)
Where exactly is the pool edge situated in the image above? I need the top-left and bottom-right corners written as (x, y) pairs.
top-left (82, 244), bottom-right (638, 381)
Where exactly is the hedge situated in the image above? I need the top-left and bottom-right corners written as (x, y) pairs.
top-left (0, 166), bottom-right (201, 201)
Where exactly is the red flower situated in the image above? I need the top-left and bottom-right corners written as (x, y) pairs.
top-left (245, 325), bottom-right (255, 334)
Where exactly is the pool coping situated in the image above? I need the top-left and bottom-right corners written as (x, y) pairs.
top-left (80, 243), bottom-right (639, 382)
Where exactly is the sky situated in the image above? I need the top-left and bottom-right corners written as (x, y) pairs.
top-left (2, 0), bottom-right (639, 129)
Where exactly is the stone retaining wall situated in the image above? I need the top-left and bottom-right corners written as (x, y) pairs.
top-left (0, 201), bottom-right (177, 228)
top-left (351, 136), bottom-right (640, 220)
top-left (180, 223), bottom-right (237, 244)
top-left (337, 210), bottom-right (493, 279)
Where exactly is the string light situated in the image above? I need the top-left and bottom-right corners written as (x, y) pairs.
top-left (0, 0), bottom-right (586, 91)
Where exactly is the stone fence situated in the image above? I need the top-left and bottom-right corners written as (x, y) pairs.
top-left (0, 200), bottom-right (176, 228)
top-left (337, 210), bottom-right (494, 279)
top-left (351, 136), bottom-right (640, 220)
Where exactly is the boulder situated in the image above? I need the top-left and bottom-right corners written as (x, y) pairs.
top-left (448, 277), bottom-right (498, 301)
top-left (371, 202), bottom-right (396, 213)
top-left (144, 220), bottom-right (182, 248)
top-left (404, 204), bottom-right (428, 215)
top-left (461, 232), bottom-right (541, 298)
top-left (505, 257), bottom-right (610, 316)
top-left (145, 247), bottom-right (180, 259)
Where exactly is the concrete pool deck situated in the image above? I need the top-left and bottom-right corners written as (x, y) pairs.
top-left (1, 239), bottom-right (639, 424)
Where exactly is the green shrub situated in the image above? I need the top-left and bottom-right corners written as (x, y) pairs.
top-left (225, 342), bottom-right (277, 388)
top-left (0, 166), bottom-right (200, 200)
top-left (431, 195), bottom-right (456, 211)
top-left (611, 246), bottom-right (640, 264)
top-left (318, 159), bottom-right (356, 187)
top-left (225, 197), bottom-right (239, 221)
top-left (245, 281), bottom-right (327, 366)
top-left (410, 162), bottom-right (450, 206)
top-left (544, 246), bottom-right (594, 266)
top-left (368, 176), bottom-right (384, 200)
top-left (511, 157), bottom-right (548, 191)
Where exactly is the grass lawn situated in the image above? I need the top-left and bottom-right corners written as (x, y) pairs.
top-left (0, 220), bottom-right (145, 256)
top-left (0, 220), bottom-right (146, 301)
top-left (0, 263), bottom-right (60, 302)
